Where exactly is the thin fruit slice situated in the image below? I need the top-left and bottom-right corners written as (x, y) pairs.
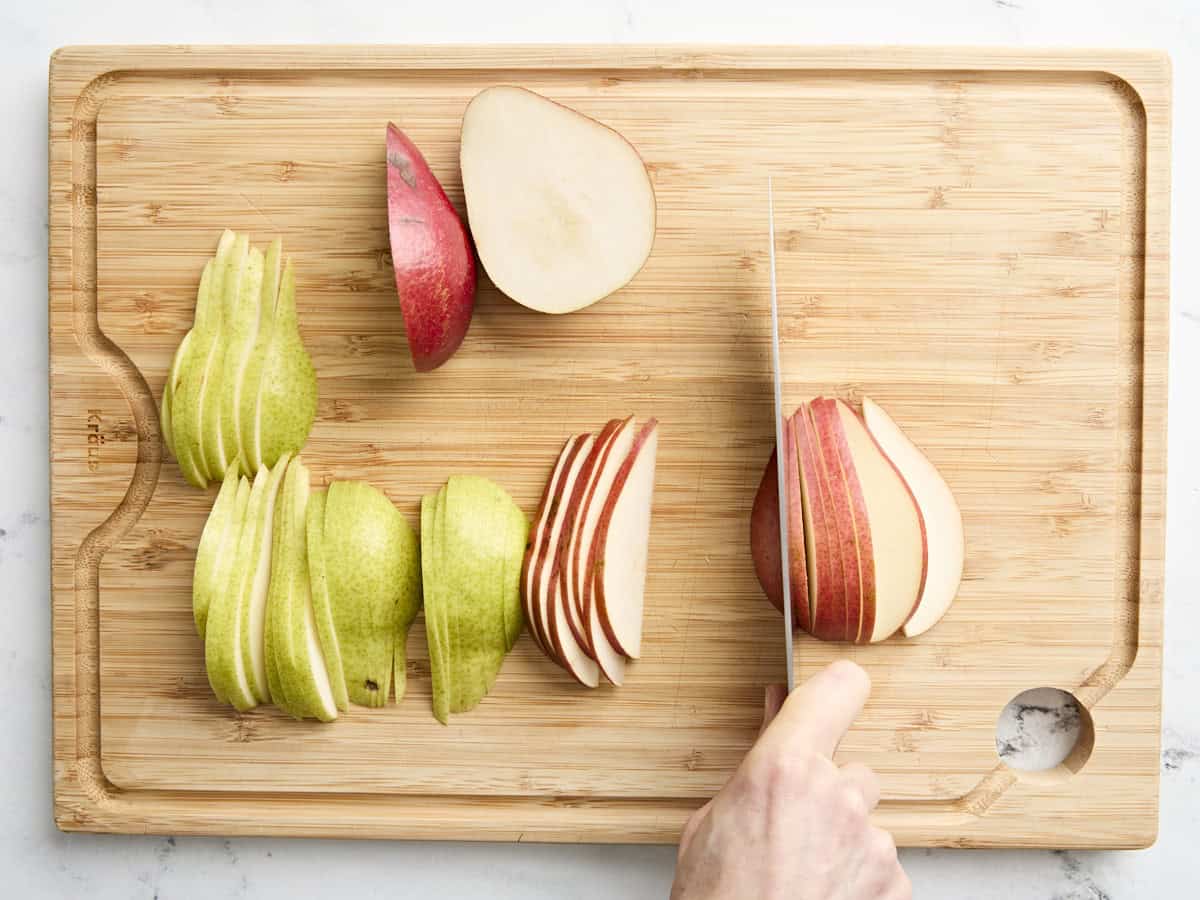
top-left (240, 452), bottom-right (290, 704)
top-left (206, 469), bottom-right (263, 710)
top-left (201, 232), bottom-right (249, 479)
top-left (795, 406), bottom-right (841, 642)
top-left (568, 418), bottom-right (637, 684)
top-left (521, 436), bottom-right (577, 658)
top-left (218, 243), bottom-right (265, 468)
top-left (421, 492), bottom-right (451, 723)
top-left (202, 474), bottom-right (252, 706)
top-left (861, 398), bottom-right (961, 638)
top-left (460, 86), bottom-right (656, 315)
top-left (306, 489), bottom-right (350, 711)
top-left (193, 462), bottom-right (241, 639)
top-left (591, 419), bottom-right (659, 659)
top-left (826, 399), bottom-right (927, 643)
top-left (161, 329), bottom-right (193, 459)
top-left (809, 399), bottom-right (865, 643)
top-left (237, 242), bottom-right (283, 473)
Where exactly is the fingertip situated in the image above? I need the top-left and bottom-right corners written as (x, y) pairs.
top-left (827, 659), bottom-right (871, 696)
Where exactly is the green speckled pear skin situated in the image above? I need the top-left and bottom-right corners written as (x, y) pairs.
top-left (237, 239), bottom-right (282, 473)
top-left (323, 480), bottom-right (420, 708)
top-left (264, 457), bottom-right (300, 718)
top-left (240, 453), bottom-right (290, 705)
top-left (218, 243), bottom-right (264, 471)
top-left (160, 328), bottom-right (194, 460)
top-left (500, 499), bottom-right (529, 652)
top-left (200, 232), bottom-right (249, 480)
top-left (205, 470), bottom-right (262, 711)
top-left (193, 462), bottom-right (240, 639)
top-left (306, 489), bottom-right (349, 711)
top-left (254, 259), bottom-right (317, 473)
top-left (171, 232), bottom-right (232, 487)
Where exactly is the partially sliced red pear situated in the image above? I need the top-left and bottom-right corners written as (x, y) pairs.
top-left (521, 435), bottom-right (577, 658)
top-left (862, 397), bottom-right (963, 638)
top-left (809, 399), bottom-right (866, 643)
top-left (386, 122), bottom-right (476, 371)
top-left (826, 399), bottom-right (927, 643)
top-left (592, 419), bottom-right (659, 659)
top-left (460, 86), bottom-right (656, 315)
top-left (796, 405), bottom-right (843, 642)
top-left (557, 418), bottom-right (625, 654)
top-left (535, 434), bottom-right (599, 685)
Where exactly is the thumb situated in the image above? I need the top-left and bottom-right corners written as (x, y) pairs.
top-left (759, 683), bottom-right (788, 736)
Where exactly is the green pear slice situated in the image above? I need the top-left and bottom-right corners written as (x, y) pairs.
top-left (265, 456), bottom-right (300, 716)
top-left (433, 485), bottom-right (454, 720)
top-left (306, 488), bottom-right (349, 711)
top-left (160, 328), bottom-right (194, 460)
top-left (199, 232), bottom-right (249, 480)
top-left (239, 452), bottom-right (290, 704)
top-left (170, 235), bottom-right (230, 487)
top-left (201, 473), bottom-right (251, 703)
top-left (193, 461), bottom-right (241, 639)
top-left (253, 259), bottom-right (318, 472)
top-left (237, 240), bottom-right (283, 473)
top-left (217, 243), bottom-right (265, 473)
top-left (205, 468), bottom-right (263, 710)
top-left (499, 497), bottom-right (529, 653)
top-left (323, 480), bottom-right (420, 707)
top-left (422, 491), bottom-right (451, 723)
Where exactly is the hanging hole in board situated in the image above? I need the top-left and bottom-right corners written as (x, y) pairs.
top-left (995, 687), bottom-right (1095, 783)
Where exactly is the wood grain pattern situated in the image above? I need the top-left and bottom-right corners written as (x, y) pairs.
top-left (50, 45), bottom-right (1170, 847)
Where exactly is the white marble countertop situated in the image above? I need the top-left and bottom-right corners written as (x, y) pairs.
top-left (6, 1), bottom-right (1197, 896)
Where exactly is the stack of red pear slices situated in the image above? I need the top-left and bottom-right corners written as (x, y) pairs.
top-left (521, 417), bottom-right (660, 686)
top-left (751, 397), bottom-right (964, 644)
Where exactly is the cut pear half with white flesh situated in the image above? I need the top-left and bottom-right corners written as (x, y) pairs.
top-left (591, 419), bottom-right (659, 660)
top-left (240, 452), bottom-right (290, 705)
top-left (862, 397), bottom-right (963, 637)
top-left (460, 86), bottom-right (656, 315)
top-left (205, 469), bottom-right (262, 711)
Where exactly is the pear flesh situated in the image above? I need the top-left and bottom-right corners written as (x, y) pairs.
top-left (192, 461), bottom-right (241, 639)
top-left (240, 452), bottom-right (291, 705)
top-left (305, 488), bottom-right (350, 711)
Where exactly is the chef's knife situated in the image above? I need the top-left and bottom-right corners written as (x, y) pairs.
top-left (767, 178), bottom-right (795, 694)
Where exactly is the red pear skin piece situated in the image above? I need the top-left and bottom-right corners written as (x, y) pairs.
top-left (810, 398), bottom-right (874, 644)
top-left (796, 404), bottom-right (843, 642)
top-left (521, 435), bottom-right (582, 660)
top-left (385, 122), bottom-right (476, 372)
top-left (591, 419), bottom-right (660, 658)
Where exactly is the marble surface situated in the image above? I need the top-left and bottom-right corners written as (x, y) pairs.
top-left (6, 1), bottom-right (1198, 896)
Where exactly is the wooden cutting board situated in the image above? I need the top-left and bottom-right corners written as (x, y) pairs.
top-left (50, 45), bottom-right (1170, 848)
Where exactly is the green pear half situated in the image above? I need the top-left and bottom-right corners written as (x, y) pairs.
top-left (322, 480), bottom-right (421, 708)
top-left (217, 242), bottom-right (266, 471)
top-left (193, 461), bottom-right (241, 639)
top-left (205, 467), bottom-right (265, 710)
top-left (266, 458), bottom-right (339, 722)
top-left (243, 258), bottom-right (317, 474)
top-left (305, 488), bottom-right (349, 711)
top-left (199, 232), bottom-right (250, 481)
top-left (238, 452), bottom-right (291, 705)
top-left (169, 229), bottom-right (235, 487)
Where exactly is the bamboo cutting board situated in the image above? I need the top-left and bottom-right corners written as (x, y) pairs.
top-left (50, 46), bottom-right (1170, 848)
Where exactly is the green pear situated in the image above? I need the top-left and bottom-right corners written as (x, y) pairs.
top-left (160, 328), bottom-right (193, 460)
top-left (305, 488), bottom-right (349, 711)
top-left (217, 243), bottom-right (266, 471)
top-left (240, 452), bottom-right (291, 705)
top-left (322, 480), bottom-right (421, 707)
top-left (205, 467), bottom-right (265, 710)
top-left (193, 461), bottom-right (241, 639)
top-left (245, 258), bottom-right (317, 474)
top-left (499, 494), bottom-right (529, 653)
top-left (199, 233), bottom-right (250, 479)
top-left (422, 491), bottom-right (451, 723)
top-left (169, 230), bottom-right (233, 487)
top-left (200, 473), bottom-right (251, 702)
top-left (268, 459), bottom-right (339, 722)
top-left (264, 456), bottom-right (297, 716)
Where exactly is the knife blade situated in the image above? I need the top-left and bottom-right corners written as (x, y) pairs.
top-left (767, 177), bottom-right (795, 694)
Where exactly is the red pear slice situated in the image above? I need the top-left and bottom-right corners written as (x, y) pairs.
top-left (749, 418), bottom-right (810, 632)
top-left (521, 435), bottom-right (581, 659)
top-left (592, 419), bottom-right (659, 659)
top-left (860, 398), bottom-right (956, 638)
top-left (827, 399), bottom-right (927, 642)
top-left (809, 398), bottom-right (867, 643)
top-left (796, 404), bottom-right (844, 642)
top-left (563, 417), bottom-right (637, 684)
top-left (535, 433), bottom-right (598, 685)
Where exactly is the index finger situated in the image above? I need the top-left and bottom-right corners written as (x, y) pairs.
top-left (757, 660), bottom-right (871, 758)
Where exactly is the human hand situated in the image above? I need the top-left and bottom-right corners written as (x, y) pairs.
top-left (671, 660), bottom-right (910, 900)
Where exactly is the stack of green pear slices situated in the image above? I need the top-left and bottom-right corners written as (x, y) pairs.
top-left (194, 456), bottom-right (423, 721)
top-left (422, 475), bottom-right (528, 724)
top-left (162, 230), bottom-right (317, 489)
